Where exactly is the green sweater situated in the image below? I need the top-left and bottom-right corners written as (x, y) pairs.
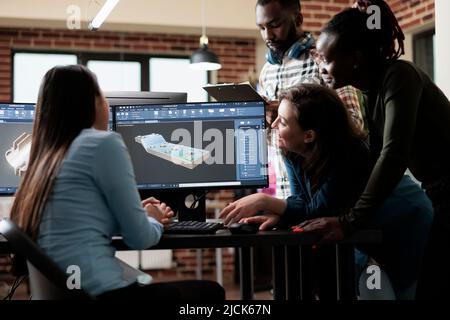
top-left (339, 60), bottom-right (450, 234)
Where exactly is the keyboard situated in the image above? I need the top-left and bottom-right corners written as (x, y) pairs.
top-left (164, 221), bottom-right (223, 234)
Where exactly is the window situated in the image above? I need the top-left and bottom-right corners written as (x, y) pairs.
top-left (414, 29), bottom-right (435, 81)
top-left (13, 51), bottom-right (209, 103)
top-left (150, 58), bottom-right (208, 102)
top-left (87, 60), bottom-right (141, 91)
top-left (13, 52), bottom-right (77, 103)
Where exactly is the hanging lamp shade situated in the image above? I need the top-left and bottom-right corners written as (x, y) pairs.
top-left (190, 42), bottom-right (222, 71)
top-left (189, 0), bottom-right (222, 72)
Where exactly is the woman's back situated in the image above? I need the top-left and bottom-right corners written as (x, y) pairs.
top-left (38, 128), bottom-right (163, 296)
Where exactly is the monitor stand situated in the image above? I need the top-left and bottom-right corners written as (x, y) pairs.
top-left (139, 190), bottom-right (206, 222)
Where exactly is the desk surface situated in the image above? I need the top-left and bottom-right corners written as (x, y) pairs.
top-left (1, 230), bottom-right (382, 253)
top-left (112, 229), bottom-right (381, 250)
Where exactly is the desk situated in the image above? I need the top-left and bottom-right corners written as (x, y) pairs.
top-left (112, 229), bottom-right (382, 300)
top-left (1, 230), bottom-right (381, 300)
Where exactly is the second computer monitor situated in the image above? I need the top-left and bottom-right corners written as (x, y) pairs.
top-left (114, 101), bottom-right (268, 191)
top-left (105, 91), bottom-right (187, 106)
top-left (0, 103), bottom-right (35, 195)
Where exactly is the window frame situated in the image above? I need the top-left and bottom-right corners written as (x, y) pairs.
top-left (413, 28), bottom-right (436, 81)
top-left (12, 49), bottom-right (210, 102)
top-left (11, 49), bottom-right (79, 103)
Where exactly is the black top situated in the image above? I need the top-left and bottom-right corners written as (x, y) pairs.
top-left (340, 60), bottom-right (450, 234)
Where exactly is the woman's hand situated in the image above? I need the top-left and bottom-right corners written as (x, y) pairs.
top-left (144, 203), bottom-right (164, 223)
top-left (294, 217), bottom-right (345, 245)
top-left (219, 193), bottom-right (269, 225)
top-left (141, 197), bottom-right (161, 207)
top-left (241, 214), bottom-right (280, 231)
top-left (158, 202), bottom-right (175, 226)
top-left (143, 197), bottom-right (174, 227)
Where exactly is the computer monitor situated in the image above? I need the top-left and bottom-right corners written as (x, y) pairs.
top-left (105, 91), bottom-right (187, 106)
top-left (0, 103), bottom-right (35, 196)
top-left (113, 101), bottom-right (268, 220)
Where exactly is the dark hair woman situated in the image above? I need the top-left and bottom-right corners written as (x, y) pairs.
top-left (220, 84), bottom-right (370, 230)
top-left (10, 65), bottom-right (224, 300)
top-left (220, 83), bottom-right (374, 299)
top-left (307, 0), bottom-right (450, 299)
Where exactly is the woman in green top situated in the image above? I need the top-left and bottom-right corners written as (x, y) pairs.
top-left (303, 0), bottom-right (450, 299)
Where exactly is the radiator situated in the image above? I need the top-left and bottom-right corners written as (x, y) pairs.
top-left (115, 250), bottom-right (173, 270)
top-left (0, 197), bottom-right (13, 219)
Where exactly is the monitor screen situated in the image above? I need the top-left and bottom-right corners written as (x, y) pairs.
top-left (0, 103), bottom-right (35, 195)
top-left (105, 91), bottom-right (187, 106)
top-left (114, 101), bottom-right (268, 190)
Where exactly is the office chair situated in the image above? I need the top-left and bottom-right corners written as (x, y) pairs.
top-left (0, 218), bottom-right (93, 300)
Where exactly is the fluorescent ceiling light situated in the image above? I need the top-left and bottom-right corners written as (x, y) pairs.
top-left (89, 0), bottom-right (120, 31)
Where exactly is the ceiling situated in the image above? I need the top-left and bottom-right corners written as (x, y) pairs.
top-left (0, 0), bottom-right (261, 37)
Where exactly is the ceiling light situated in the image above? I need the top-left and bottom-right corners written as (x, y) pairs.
top-left (89, 0), bottom-right (120, 31)
top-left (190, 0), bottom-right (222, 71)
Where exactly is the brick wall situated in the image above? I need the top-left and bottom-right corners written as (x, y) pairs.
top-left (387, 0), bottom-right (435, 30)
top-left (300, 0), bottom-right (435, 34)
top-left (302, 0), bottom-right (355, 33)
top-left (0, 28), bottom-right (256, 102)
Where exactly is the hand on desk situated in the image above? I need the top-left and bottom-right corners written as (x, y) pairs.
top-left (142, 197), bottom-right (174, 227)
top-left (219, 193), bottom-right (268, 225)
top-left (293, 217), bottom-right (344, 245)
top-left (241, 214), bottom-right (280, 231)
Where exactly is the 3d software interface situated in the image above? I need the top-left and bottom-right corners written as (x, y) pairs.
top-left (0, 104), bottom-right (35, 195)
top-left (114, 101), bottom-right (268, 190)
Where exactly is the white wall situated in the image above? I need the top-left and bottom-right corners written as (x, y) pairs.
top-left (403, 33), bottom-right (413, 62)
top-left (435, 0), bottom-right (450, 98)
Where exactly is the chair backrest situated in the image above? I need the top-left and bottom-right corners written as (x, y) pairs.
top-left (0, 218), bottom-right (92, 300)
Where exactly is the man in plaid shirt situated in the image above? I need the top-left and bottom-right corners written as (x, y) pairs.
top-left (256, 0), bottom-right (364, 199)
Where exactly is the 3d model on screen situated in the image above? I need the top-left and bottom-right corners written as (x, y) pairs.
top-left (5, 132), bottom-right (32, 176)
top-left (135, 134), bottom-right (210, 170)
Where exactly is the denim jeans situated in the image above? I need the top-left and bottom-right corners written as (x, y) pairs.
top-left (356, 175), bottom-right (433, 299)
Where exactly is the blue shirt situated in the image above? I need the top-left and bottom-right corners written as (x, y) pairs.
top-left (38, 128), bottom-right (163, 296)
top-left (283, 139), bottom-right (370, 224)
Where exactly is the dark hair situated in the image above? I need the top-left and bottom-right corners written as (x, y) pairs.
top-left (10, 65), bottom-right (101, 241)
top-left (279, 84), bottom-right (359, 192)
top-left (322, 0), bottom-right (404, 62)
top-left (256, 0), bottom-right (301, 12)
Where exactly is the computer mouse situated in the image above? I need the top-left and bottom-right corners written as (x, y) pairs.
top-left (228, 222), bottom-right (260, 234)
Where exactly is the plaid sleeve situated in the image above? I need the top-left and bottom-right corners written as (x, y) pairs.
top-left (336, 86), bottom-right (365, 135)
top-left (301, 52), bottom-right (325, 86)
